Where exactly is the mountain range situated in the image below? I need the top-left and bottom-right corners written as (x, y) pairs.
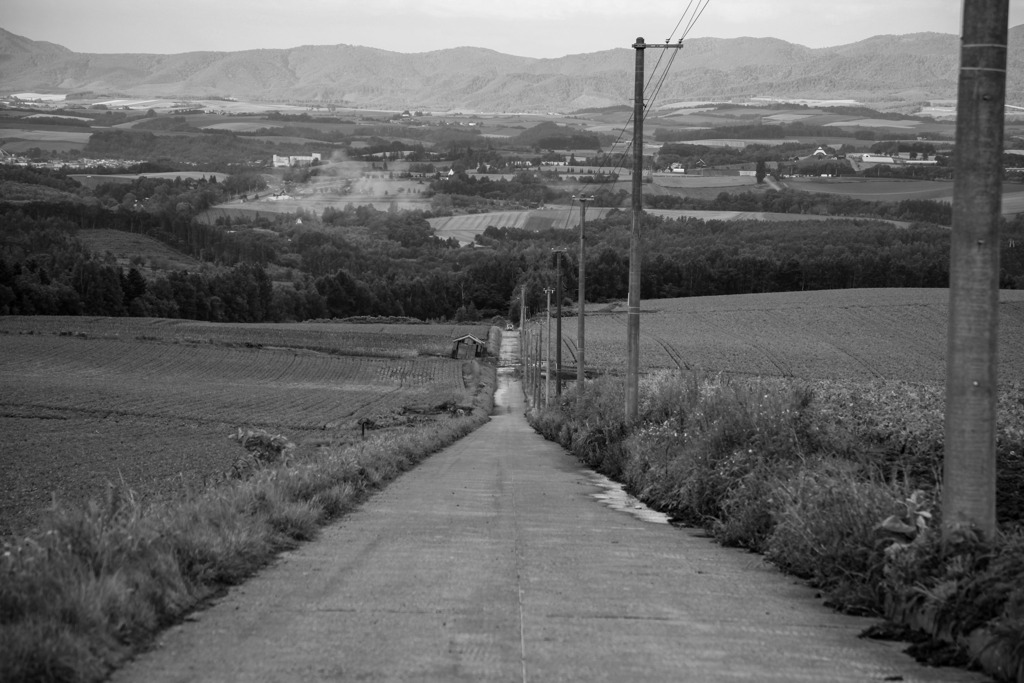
top-left (2, 27), bottom-right (1024, 113)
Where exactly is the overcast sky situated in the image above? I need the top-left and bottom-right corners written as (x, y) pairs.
top-left (4, 1), bottom-right (1024, 58)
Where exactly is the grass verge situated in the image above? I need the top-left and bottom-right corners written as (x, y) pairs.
top-left (0, 365), bottom-right (496, 683)
top-left (530, 371), bottom-right (1024, 682)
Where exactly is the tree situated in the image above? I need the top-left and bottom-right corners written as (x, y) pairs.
top-left (121, 267), bottom-right (147, 302)
top-left (755, 159), bottom-right (768, 184)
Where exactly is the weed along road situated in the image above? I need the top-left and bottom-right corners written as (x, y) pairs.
top-left (111, 337), bottom-right (984, 682)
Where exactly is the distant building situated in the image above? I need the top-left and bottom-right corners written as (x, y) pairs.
top-left (272, 153), bottom-right (322, 168)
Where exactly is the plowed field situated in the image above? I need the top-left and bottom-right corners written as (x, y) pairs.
top-left (555, 288), bottom-right (1024, 383)
top-left (0, 317), bottom-right (491, 536)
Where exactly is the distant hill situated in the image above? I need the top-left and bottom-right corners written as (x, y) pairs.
top-left (2, 27), bottom-right (1024, 113)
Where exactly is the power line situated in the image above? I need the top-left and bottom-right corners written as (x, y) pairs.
top-left (644, 0), bottom-right (710, 120)
top-left (597, 0), bottom-right (713, 183)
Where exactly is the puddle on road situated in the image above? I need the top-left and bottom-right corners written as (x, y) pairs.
top-left (494, 330), bottom-right (665, 525)
top-left (587, 471), bottom-right (670, 524)
top-left (493, 373), bottom-right (514, 409)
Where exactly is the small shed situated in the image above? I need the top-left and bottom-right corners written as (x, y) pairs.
top-left (451, 334), bottom-right (485, 359)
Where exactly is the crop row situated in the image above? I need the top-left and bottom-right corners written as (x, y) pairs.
top-left (1, 335), bottom-right (465, 430)
top-left (0, 317), bottom-right (490, 358)
top-left (551, 288), bottom-right (1024, 383)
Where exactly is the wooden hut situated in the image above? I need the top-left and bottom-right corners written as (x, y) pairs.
top-left (451, 334), bottom-right (485, 359)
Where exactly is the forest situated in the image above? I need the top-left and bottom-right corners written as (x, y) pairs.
top-left (3, 165), bottom-right (1024, 324)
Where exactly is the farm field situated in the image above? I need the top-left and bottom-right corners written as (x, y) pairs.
top-left (0, 127), bottom-right (92, 153)
top-left (783, 177), bottom-right (957, 201)
top-left (651, 175), bottom-right (756, 189)
top-left (76, 229), bottom-right (203, 271)
top-left (0, 317), bottom-right (491, 536)
top-left (783, 177), bottom-right (1024, 215)
top-left (198, 200), bottom-right (423, 225)
top-left (70, 172), bottom-right (229, 190)
top-left (549, 288), bottom-right (1024, 383)
top-left (428, 207), bottom-right (615, 243)
top-left (427, 206), bottom-right (904, 245)
top-left (199, 190), bottom-right (430, 224)
top-left (0, 316), bottom-right (490, 359)
top-left (645, 209), bottom-right (911, 227)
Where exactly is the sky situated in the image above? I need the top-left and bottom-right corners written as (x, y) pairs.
top-left (4, 0), bottom-right (1024, 59)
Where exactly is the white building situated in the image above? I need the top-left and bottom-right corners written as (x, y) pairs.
top-left (272, 153), bottom-right (322, 168)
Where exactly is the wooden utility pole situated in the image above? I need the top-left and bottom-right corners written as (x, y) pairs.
top-left (544, 287), bottom-right (554, 407)
top-left (553, 249), bottom-right (567, 397)
top-left (575, 196), bottom-right (593, 399)
top-left (519, 284), bottom-right (526, 332)
top-left (534, 328), bottom-right (542, 408)
top-left (944, 0), bottom-right (1008, 538)
top-left (522, 325), bottom-right (530, 401)
top-left (625, 37), bottom-right (683, 421)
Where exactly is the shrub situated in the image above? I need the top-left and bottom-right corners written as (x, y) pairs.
top-left (766, 463), bottom-right (904, 614)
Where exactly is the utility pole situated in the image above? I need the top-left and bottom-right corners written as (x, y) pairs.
top-left (944, 0), bottom-right (1008, 539)
top-left (522, 324), bottom-right (529, 401)
top-left (625, 36), bottom-right (683, 421)
top-left (575, 195), bottom-right (593, 400)
top-left (519, 284), bottom-right (526, 332)
top-left (544, 287), bottom-right (554, 407)
top-left (527, 326), bottom-right (534, 405)
top-left (553, 249), bottom-right (567, 397)
top-left (534, 327), bottom-right (542, 408)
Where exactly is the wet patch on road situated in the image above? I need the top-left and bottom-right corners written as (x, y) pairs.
top-left (586, 471), bottom-right (670, 524)
top-left (493, 374), bottom-right (514, 410)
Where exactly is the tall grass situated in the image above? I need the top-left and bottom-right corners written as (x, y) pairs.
top-left (0, 367), bottom-right (495, 683)
top-left (531, 371), bottom-right (1024, 679)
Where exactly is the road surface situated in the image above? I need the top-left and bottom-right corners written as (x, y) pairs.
top-left (111, 336), bottom-right (985, 682)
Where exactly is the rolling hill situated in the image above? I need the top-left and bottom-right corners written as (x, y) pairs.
top-left (3, 26), bottom-right (1024, 113)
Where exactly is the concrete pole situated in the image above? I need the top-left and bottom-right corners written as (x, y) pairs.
top-left (625, 37), bottom-right (645, 422)
top-left (943, 0), bottom-right (1008, 538)
top-left (576, 196), bottom-right (593, 399)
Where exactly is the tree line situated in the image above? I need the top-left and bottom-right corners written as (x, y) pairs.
top-left (5, 167), bottom-right (1024, 325)
top-left (646, 188), bottom-right (954, 226)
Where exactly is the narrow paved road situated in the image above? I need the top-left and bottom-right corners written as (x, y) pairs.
top-left (112, 337), bottom-right (985, 682)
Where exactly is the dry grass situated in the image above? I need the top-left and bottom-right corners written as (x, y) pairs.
top-left (0, 364), bottom-right (496, 683)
